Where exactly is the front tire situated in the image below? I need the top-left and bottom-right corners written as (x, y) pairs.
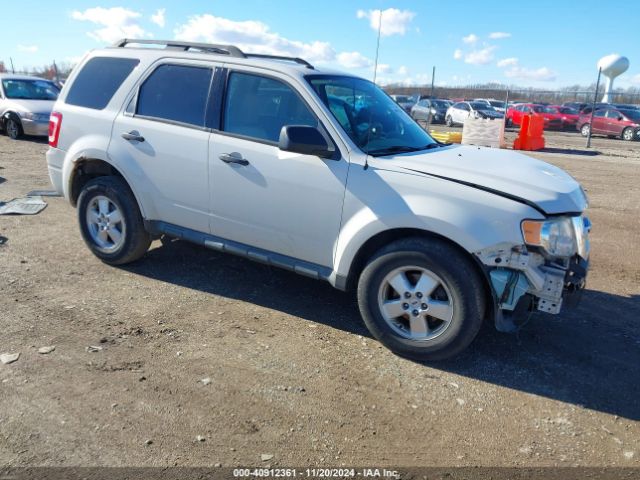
top-left (445, 115), bottom-right (454, 127)
top-left (622, 127), bottom-right (634, 141)
top-left (357, 237), bottom-right (486, 361)
top-left (5, 116), bottom-right (23, 140)
top-left (580, 123), bottom-right (591, 137)
top-left (77, 176), bottom-right (151, 265)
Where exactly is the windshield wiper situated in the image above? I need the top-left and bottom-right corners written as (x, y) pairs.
top-left (366, 144), bottom-right (440, 156)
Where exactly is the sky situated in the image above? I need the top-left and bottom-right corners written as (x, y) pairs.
top-left (3, 0), bottom-right (640, 89)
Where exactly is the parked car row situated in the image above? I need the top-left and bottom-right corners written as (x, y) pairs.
top-left (391, 92), bottom-right (640, 142)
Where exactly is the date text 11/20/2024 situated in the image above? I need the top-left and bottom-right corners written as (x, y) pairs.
top-left (233, 468), bottom-right (401, 478)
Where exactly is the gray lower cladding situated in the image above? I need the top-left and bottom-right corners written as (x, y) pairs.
top-left (145, 220), bottom-right (343, 287)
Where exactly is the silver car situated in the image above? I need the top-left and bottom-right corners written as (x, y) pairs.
top-left (0, 74), bottom-right (60, 139)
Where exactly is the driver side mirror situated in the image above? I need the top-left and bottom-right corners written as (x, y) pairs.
top-left (278, 125), bottom-right (335, 159)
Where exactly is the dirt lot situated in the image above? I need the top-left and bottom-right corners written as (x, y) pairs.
top-left (0, 130), bottom-right (639, 468)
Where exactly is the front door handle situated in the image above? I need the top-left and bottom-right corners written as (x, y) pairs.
top-left (219, 153), bottom-right (249, 166)
top-left (122, 131), bottom-right (145, 142)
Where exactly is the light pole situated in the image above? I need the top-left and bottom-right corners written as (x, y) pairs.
top-left (586, 67), bottom-right (602, 149)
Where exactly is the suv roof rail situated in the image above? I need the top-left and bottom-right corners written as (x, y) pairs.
top-left (113, 38), bottom-right (247, 58)
top-left (244, 53), bottom-right (314, 70)
top-left (112, 39), bottom-right (315, 69)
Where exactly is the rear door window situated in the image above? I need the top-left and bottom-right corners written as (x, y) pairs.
top-left (222, 72), bottom-right (317, 143)
top-left (136, 64), bottom-right (213, 127)
top-left (66, 57), bottom-right (139, 110)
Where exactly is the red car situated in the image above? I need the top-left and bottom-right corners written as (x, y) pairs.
top-left (578, 107), bottom-right (640, 141)
top-left (506, 103), bottom-right (563, 129)
top-left (548, 105), bottom-right (580, 130)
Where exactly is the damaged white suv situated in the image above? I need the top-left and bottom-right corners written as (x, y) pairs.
top-left (46, 39), bottom-right (590, 360)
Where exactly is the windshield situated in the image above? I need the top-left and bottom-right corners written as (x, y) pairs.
top-left (489, 100), bottom-right (505, 108)
top-left (431, 100), bottom-right (448, 109)
top-left (620, 109), bottom-right (640, 121)
top-left (532, 105), bottom-right (556, 113)
top-left (470, 102), bottom-right (494, 111)
top-left (1, 79), bottom-right (59, 100)
top-left (307, 75), bottom-right (438, 156)
top-left (559, 107), bottom-right (578, 114)
top-left (394, 95), bottom-right (411, 102)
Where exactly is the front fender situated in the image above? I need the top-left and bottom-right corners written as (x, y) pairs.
top-left (332, 167), bottom-right (543, 280)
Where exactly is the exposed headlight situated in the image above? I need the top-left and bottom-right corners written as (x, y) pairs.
top-left (18, 112), bottom-right (49, 122)
top-left (521, 216), bottom-right (591, 259)
top-left (430, 108), bottom-right (437, 114)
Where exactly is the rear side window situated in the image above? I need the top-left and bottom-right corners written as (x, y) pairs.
top-left (137, 64), bottom-right (213, 127)
top-left (66, 57), bottom-right (139, 110)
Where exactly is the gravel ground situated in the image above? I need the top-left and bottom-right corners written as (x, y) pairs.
top-left (0, 130), bottom-right (639, 468)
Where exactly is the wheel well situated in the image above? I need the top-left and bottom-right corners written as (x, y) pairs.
top-left (345, 228), bottom-right (494, 317)
top-left (2, 112), bottom-right (20, 127)
top-left (69, 159), bottom-right (125, 206)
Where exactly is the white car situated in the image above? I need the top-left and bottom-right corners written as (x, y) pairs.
top-left (446, 101), bottom-right (504, 126)
top-left (0, 74), bottom-right (60, 139)
top-left (46, 39), bottom-right (590, 360)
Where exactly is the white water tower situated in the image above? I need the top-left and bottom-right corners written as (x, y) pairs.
top-left (597, 54), bottom-right (629, 103)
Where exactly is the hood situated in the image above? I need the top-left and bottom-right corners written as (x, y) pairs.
top-left (375, 145), bottom-right (588, 215)
top-left (2, 99), bottom-right (55, 115)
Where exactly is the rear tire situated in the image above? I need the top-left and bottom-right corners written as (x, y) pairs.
top-left (622, 127), bottom-right (634, 141)
top-left (77, 176), bottom-right (151, 265)
top-left (580, 123), bottom-right (591, 137)
top-left (357, 237), bottom-right (486, 361)
top-left (5, 116), bottom-right (23, 140)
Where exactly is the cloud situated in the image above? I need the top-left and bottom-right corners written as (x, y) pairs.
top-left (397, 65), bottom-right (408, 76)
top-left (462, 33), bottom-right (478, 44)
top-left (463, 46), bottom-right (496, 65)
top-left (453, 49), bottom-right (463, 60)
top-left (71, 7), bottom-right (147, 43)
top-left (174, 14), bottom-right (335, 62)
top-left (505, 66), bottom-right (557, 81)
top-left (630, 73), bottom-right (640, 86)
top-left (336, 51), bottom-right (372, 69)
top-left (497, 57), bottom-right (518, 67)
top-left (17, 44), bottom-right (38, 53)
top-left (489, 32), bottom-right (511, 39)
top-left (356, 8), bottom-right (416, 37)
top-left (151, 8), bottom-right (166, 28)
top-left (376, 63), bottom-right (392, 75)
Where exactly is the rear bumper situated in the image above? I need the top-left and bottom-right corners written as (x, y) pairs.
top-left (46, 147), bottom-right (65, 196)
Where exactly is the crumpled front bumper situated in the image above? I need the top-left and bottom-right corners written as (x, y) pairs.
top-left (476, 242), bottom-right (590, 332)
top-left (21, 119), bottom-right (49, 137)
top-left (561, 255), bottom-right (589, 308)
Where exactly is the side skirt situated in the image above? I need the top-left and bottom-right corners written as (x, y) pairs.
top-left (145, 220), bottom-right (335, 284)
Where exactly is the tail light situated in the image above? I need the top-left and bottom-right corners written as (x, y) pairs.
top-left (48, 112), bottom-right (62, 148)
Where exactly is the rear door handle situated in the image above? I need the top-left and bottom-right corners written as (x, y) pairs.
top-left (121, 131), bottom-right (145, 142)
top-left (219, 153), bottom-right (249, 166)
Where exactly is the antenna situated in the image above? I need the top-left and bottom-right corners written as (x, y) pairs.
top-left (364, 9), bottom-right (384, 170)
top-left (597, 54), bottom-right (629, 103)
top-left (372, 10), bottom-right (383, 85)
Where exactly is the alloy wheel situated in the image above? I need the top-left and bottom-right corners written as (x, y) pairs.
top-left (377, 266), bottom-right (454, 341)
